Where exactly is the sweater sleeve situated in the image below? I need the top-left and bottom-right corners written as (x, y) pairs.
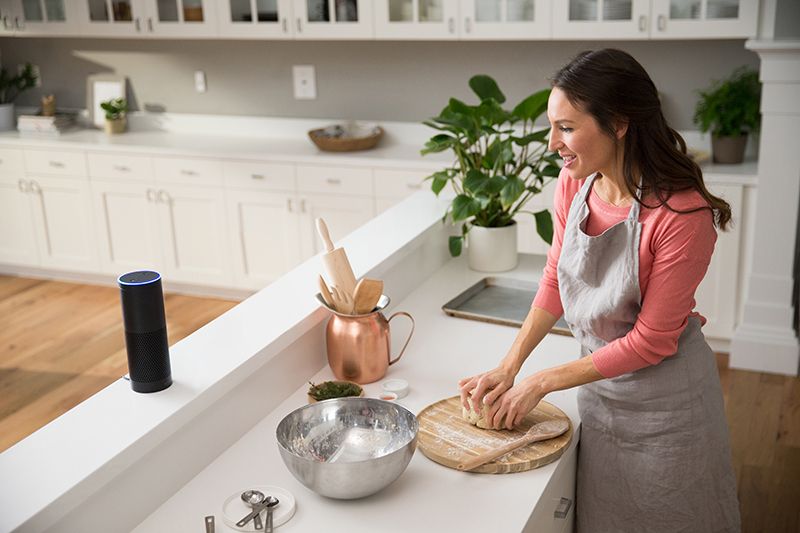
top-left (531, 168), bottom-right (573, 317)
top-left (590, 207), bottom-right (717, 378)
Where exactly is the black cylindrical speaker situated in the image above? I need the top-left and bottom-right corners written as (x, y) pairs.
top-left (118, 270), bottom-right (172, 393)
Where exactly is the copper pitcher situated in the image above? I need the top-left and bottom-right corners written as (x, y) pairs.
top-left (318, 294), bottom-right (415, 384)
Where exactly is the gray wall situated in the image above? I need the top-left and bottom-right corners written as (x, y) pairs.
top-left (0, 38), bottom-right (758, 129)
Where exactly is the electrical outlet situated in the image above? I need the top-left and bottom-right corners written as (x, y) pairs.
top-left (293, 65), bottom-right (316, 100)
top-left (194, 70), bottom-right (207, 93)
top-left (19, 64), bottom-right (41, 87)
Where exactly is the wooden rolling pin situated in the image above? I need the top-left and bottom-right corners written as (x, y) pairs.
top-left (456, 419), bottom-right (569, 471)
top-left (316, 218), bottom-right (357, 299)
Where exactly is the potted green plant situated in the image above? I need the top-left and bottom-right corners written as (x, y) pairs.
top-left (421, 75), bottom-right (557, 272)
top-left (100, 97), bottom-right (128, 135)
top-left (693, 66), bottom-right (760, 164)
top-left (0, 63), bottom-right (38, 132)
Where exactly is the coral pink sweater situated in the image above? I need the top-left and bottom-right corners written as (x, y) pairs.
top-left (532, 169), bottom-right (717, 378)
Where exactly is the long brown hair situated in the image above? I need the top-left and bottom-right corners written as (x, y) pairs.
top-left (551, 49), bottom-right (732, 230)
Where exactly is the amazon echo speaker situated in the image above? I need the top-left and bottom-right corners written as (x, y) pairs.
top-left (118, 270), bottom-right (172, 393)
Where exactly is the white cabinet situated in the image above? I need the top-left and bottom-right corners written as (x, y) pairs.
top-left (1, 0), bottom-right (82, 36)
top-left (552, 0), bottom-right (757, 39)
top-left (522, 442), bottom-right (577, 533)
top-left (373, 0), bottom-right (459, 39)
top-left (217, 0), bottom-right (294, 38)
top-left (0, 148), bottom-right (39, 266)
top-left (297, 192), bottom-right (374, 257)
top-left (373, 166), bottom-right (430, 214)
top-left (694, 183), bottom-right (743, 339)
top-left (292, 0), bottom-right (373, 39)
top-left (77, 0), bottom-right (218, 37)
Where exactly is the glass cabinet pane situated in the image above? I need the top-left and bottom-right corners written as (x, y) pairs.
top-left (112, 1), bottom-right (133, 21)
top-left (476, 0), bottom-right (500, 22)
top-left (44, 0), bottom-right (66, 21)
top-left (256, 0), bottom-right (278, 21)
top-left (603, 0), bottom-right (631, 20)
top-left (88, 0), bottom-right (109, 21)
top-left (419, 0), bottom-right (443, 22)
top-left (507, 0), bottom-right (535, 22)
top-left (389, 0), bottom-right (412, 22)
top-left (334, 0), bottom-right (358, 22)
top-left (669, 0), bottom-right (700, 19)
top-left (707, 0), bottom-right (738, 19)
top-left (230, 0), bottom-right (251, 21)
top-left (157, 0), bottom-right (179, 21)
top-left (307, 0), bottom-right (329, 22)
top-left (23, 0), bottom-right (44, 21)
top-left (569, 0), bottom-right (597, 21)
top-left (183, 0), bottom-right (204, 21)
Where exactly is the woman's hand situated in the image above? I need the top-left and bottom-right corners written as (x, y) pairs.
top-left (458, 367), bottom-right (515, 412)
top-left (487, 373), bottom-right (547, 430)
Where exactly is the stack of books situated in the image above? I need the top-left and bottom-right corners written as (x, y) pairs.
top-left (17, 112), bottom-right (78, 135)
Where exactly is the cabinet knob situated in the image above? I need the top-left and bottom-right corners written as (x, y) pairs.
top-left (250, 173), bottom-right (265, 180)
top-left (113, 165), bottom-right (131, 172)
top-left (300, 199), bottom-right (307, 213)
top-left (14, 16), bottom-right (23, 30)
top-left (135, 17), bottom-right (141, 32)
top-left (464, 17), bottom-right (471, 33)
top-left (286, 198), bottom-right (293, 212)
top-left (49, 160), bottom-right (65, 168)
top-left (18, 179), bottom-right (29, 193)
top-left (282, 17), bottom-right (288, 33)
top-left (158, 189), bottom-right (172, 204)
top-left (639, 14), bottom-right (647, 32)
top-left (148, 17), bottom-right (153, 32)
top-left (554, 497), bottom-right (572, 519)
top-left (180, 169), bottom-right (198, 176)
top-left (29, 180), bottom-right (41, 194)
top-left (657, 14), bottom-right (666, 31)
top-left (146, 188), bottom-right (157, 202)
top-left (326, 178), bottom-right (342, 185)
top-left (296, 17), bottom-right (302, 33)
top-left (448, 17), bottom-right (455, 33)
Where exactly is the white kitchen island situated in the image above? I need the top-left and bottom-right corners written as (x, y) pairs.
top-left (0, 191), bottom-right (580, 533)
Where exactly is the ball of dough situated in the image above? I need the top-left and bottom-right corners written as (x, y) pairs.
top-left (462, 400), bottom-right (493, 429)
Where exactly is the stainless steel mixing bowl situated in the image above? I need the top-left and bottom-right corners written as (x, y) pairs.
top-left (276, 397), bottom-right (418, 499)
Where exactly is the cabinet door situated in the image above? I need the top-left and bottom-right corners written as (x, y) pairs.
top-left (552, 0), bottom-right (650, 39)
top-left (143, 0), bottom-right (219, 37)
top-left (461, 0), bottom-right (551, 39)
top-left (218, 0), bottom-right (294, 38)
top-left (226, 190), bottom-right (302, 289)
top-left (650, 0), bottom-right (757, 39)
top-left (694, 184), bottom-right (743, 340)
top-left (0, 0), bottom-right (20, 34)
top-left (10, 0), bottom-right (80, 35)
top-left (92, 180), bottom-right (162, 275)
top-left (373, 0), bottom-right (459, 39)
top-left (293, 0), bottom-right (373, 39)
top-left (27, 176), bottom-right (99, 272)
top-left (0, 180), bottom-right (40, 266)
top-left (298, 193), bottom-right (374, 258)
top-left (78, 0), bottom-right (147, 37)
top-left (156, 185), bottom-right (232, 286)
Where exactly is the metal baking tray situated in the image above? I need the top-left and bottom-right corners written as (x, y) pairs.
top-left (442, 277), bottom-right (572, 336)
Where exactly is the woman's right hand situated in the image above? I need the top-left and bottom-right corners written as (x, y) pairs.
top-left (458, 366), bottom-right (515, 412)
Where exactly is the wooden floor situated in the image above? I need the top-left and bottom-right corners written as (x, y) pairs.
top-left (1, 276), bottom-right (798, 531)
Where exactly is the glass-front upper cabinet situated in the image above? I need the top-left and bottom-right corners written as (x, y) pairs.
top-left (292, 0), bottom-right (373, 39)
top-left (218, 0), bottom-right (294, 38)
top-left (373, 0), bottom-right (459, 39)
top-left (461, 0), bottom-right (551, 39)
top-left (79, 0), bottom-right (147, 36)
top-left (142, 0), bottom-right (218, 37)
top-left (650, 0), bottom-right (757, 38)
top-left (552, 0), bottom-right (651, 39)
top-left (1, 0), bottom-right (80, 35)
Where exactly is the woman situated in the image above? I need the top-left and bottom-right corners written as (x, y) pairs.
top-left (458, 49), bottom-right (741, 532)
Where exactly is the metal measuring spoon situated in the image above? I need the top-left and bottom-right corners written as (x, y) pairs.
top-left (264, 497), bottom-right (279, 533)
top-left (240, 490), bottom-right (265, 530)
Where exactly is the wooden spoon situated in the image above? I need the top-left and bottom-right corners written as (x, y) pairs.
top-left (330, 285), bottom-right (354, 314)
top-left (352, 278), bottom-right (383, 314)
top-left (318, 275), bottom-right (335, 309)
top-left (456, 419), bottom-right (569, 472)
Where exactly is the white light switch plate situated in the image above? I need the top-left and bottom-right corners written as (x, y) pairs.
top-left (293, 65), bottom-right (316, 100)
top-left (194, 70), bottom-right (207, 93)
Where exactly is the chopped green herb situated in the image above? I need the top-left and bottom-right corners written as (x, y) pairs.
top-left (307, 381), bottom-right (362, 401)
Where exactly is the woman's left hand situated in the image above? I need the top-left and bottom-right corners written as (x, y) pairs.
top-left (487, 373), bottom-right (548, 430)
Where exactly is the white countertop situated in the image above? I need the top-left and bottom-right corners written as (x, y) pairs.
top-left (132, 253), bottom-right (582, 533)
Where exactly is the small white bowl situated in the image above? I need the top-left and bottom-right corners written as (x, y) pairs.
top-left (382, 378), bottom-right (409, 399)
top-left (378, 391), bottom-right (398, 401)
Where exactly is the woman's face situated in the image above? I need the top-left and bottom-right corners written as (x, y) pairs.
top-left (547, 87), bottom-right (622, 181)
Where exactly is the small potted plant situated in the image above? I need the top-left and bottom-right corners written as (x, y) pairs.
top-left (693, 67), bottom-right (760, 164)
top-left (101, 97), bottom-right (128, 135)
top-left (421, 75), bottom-right (557, 272)
top-left (0, 63), bottom-right (38, 131)
top-left (307, 380), bottom-right (364, 404)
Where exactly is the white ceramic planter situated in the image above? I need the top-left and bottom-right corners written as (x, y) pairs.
top-left (467, 222), bottom-right (518, 272)
top-left (0, 103), bottom-right (15, 131)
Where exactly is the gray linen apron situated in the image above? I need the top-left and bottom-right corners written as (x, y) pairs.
top-left (557, 173), bottom-right (740, 533)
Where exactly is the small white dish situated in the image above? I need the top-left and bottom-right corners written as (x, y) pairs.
top-left (382, 378), bottom-right (409, 399)
top-left (222, 485), bottom-right (296, 531)
top-left (378, 391), bottom-right (398, 401)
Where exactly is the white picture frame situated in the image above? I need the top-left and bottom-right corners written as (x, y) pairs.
top-left (87, 74), bottom-right (127, 129)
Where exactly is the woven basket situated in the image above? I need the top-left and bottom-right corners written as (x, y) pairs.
top-left (308, 126), bottom-right (384, 152)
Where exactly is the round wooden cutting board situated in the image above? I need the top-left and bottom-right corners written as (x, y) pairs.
top-left (417, 396), bottom-right (573, 474)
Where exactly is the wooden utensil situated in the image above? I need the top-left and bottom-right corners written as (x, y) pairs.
top-left (417, 396), bottom-right (572, 474)
top-left (330, 285), bottom-right (353, 315)
top-left (352, 278), bottom-right (383, 314)
top-left (456, 419), bottom-right (570, 471)
top-left (316, 218), bottom-right (357, 300)
top-left (318, 275), bottom-right (336, 309)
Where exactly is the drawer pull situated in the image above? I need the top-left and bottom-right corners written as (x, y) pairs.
top-left (113, 165), bottom-right (131, 172)
top-left (29, 180), bottom-right (42, 194)
top-left (657, 14), bottom-right (666, 31)
top-left (638, 14), bottom-right (647, 32)
top-left (300, 199), bottom-right (307, 213)
top-left (406, 183), bottom-right (422, 190)
top-left (180, 169), bottom-right (198, 176)
top-left (49, 160), bottom-right (65, 168)
top-left (326, 178), bottom-right (342, 185)
top-left (554, 497), bottom-right (572, 519)
top-left (146, 188), bottom-right (157, 202)
top-left (286, 198), bottom-right (293, 212)
top-left (18, 179), bottom-right (29, 193)
top-left (251, 174), bottom-right (265, 180)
